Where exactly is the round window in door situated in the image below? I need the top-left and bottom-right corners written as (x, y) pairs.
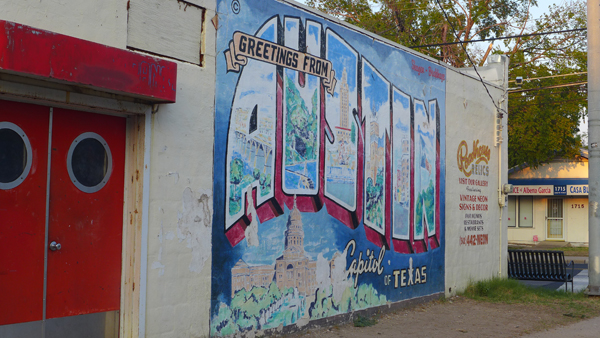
top-left (67, 132), bottom-right (112, 193)
top-left (0, 122), bottom-right (33, 190)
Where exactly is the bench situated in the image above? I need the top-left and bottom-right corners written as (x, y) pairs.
top-left (508, 249), bottom-right (574, 292)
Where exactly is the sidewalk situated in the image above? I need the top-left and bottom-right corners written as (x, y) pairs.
top-left (561, 268), bottom-right (589, 292)
top-left (519, 263), bottom-right (588, 293)
top-left (522, 315), bottom-right (600, 337)
top-left (521, 269), bottom-right (600, 338)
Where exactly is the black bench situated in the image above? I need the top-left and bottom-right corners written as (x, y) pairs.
top-left (508, 249), bottom-right (574, 292)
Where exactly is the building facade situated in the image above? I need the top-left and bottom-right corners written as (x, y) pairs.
top-left (0, 0), bottom-right (509, 337)
top-left (508, 150), bottom-right (589, 245)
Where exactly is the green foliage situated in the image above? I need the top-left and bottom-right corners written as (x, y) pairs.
top-left (463, 277), bottom-right (581, 303)
top-left (507, 0), bottom-right (586, 169)
top-left (307, 0), bottom-right (588, 169)
top-left (230, 158), bottom-right (243, 185)
top-left (353, 315), bottom-right (378, 327)
top-left (462, 277), bottom-right (600, 320)
top-left (365, 168), bottom-right (384, 228)
top-left (229, 158), bottom-right (244, 215)
top-left (253, 168), bottom-right (261, 181)
top-left (307, 0), bottom-right (534, 67)
top-left (285, 75), bottom-right (319, 164)
top-left (259, 173), bottom-right (272, 196)
top-left (210, 304), bottom-right (238, 336)
top-left (415, 180), bottom-right (435, 235)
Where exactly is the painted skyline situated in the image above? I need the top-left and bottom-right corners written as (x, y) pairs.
top-left (324, 30), bottom-right (359, 210)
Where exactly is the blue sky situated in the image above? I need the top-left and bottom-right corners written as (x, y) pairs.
top-left (327, 34), bottom-right (357, 92)
top-left (363, 62), bottom-right (389, 116)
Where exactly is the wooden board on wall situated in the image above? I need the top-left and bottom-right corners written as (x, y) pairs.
top-left (127, 0), bottom-right (204, 64)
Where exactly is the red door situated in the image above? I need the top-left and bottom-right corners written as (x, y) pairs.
top-left (0, 100), bottom-right (49, 325)
top-left (0, 100), bottom-right (125, 332)
top-left (46, 108), bottom-right (125, 318)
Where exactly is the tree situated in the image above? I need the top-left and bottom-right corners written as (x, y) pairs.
top-left (307, 0), bottom-right (535, 67)
top-left (230, 158), bottom-right (244, 207)
top-left (307, 0), bottom-right (588, 168)
top-left (506, 0), bottom-right (586, 168)
top-left (253, 168), bottom-right (261, 181)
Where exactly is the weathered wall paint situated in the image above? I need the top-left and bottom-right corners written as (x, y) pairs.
top-left (0, 0), bottom-right (128, 48)
top-left (444, 60), bottom-right (508, 295)
top-left (211, 0), bottom-right (445, 335)
top-left (142, 3), bottom-right (217, 336)
top-left (145, 57), bottom-right (216, 337)
top-left (127, 0), bottom-right (205, 65)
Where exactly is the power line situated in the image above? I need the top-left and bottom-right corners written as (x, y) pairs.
top-left (508, 81), bottom-right (587, 93)
top-left (508, 72), bottom-right (587, 83)
top-left (411, 28), bottom-right (586, 48)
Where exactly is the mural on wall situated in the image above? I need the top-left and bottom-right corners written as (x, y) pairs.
top-left (324, 30), bottom-right (359, 211)
top-left (212, 0), bottom-right (446, 336)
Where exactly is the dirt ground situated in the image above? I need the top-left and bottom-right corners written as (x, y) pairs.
top-left (290, 296), bottom-right (594, 338)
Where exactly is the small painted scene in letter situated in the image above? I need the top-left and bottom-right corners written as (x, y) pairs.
top-left (324, 30), bottom-right (359, 210)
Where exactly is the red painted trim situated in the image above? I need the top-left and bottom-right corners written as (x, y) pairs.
top-left (0, 20), bottom-right (177, 103)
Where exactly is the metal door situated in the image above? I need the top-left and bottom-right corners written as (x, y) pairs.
top-left (546, 198), bottom-right (564, 240)
top-left (0, 101), bottom-right (50, 327)
top-left (0, 101), bottom-right (125, 338)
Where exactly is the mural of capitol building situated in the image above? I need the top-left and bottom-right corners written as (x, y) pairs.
top-left (231, 196), bottom-right (334, 298)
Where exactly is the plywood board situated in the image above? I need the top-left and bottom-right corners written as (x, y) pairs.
top-left (127, 0), bottom-right (204, 64)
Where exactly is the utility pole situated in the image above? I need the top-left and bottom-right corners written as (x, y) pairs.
top-left (588, 0), bottom-right (600, 295)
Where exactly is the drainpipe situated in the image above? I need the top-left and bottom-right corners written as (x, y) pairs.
top-left (587, 0), bottom-right (600, 295)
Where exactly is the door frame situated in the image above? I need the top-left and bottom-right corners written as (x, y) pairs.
top-left (546, 198), bottom-right (565, 241)
top-left (0, 95), bottom-right (149, 338)
top-left (120, 111), bottom-right (151, 338)
top-left (0, 20), bottom-right (178, 337)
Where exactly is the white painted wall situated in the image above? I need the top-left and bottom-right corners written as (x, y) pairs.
top-left (2, 1), bottom-right (217, 336)
top-left (508, 197), bottom-right (589, 245)
top-left (566, 197), bottom-right (589, 244)
top-left (510, 158), bottom-right (588, 179)
top-left (142, 2), bottom-right (217, 337)
top-left (0, 0), bottom-right (128, 48)
top-left (144, 60), bottom-right (215, 338)
top-left (444, 58), bottom-right (508, 295)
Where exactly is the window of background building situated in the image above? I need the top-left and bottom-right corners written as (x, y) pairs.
top-left (507, 196), bottom-right (516, 227)
top-left (507, 196), bottom-right (533, 228)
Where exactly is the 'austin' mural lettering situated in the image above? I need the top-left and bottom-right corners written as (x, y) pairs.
top-left (211, 1), bottom-right (446, 336)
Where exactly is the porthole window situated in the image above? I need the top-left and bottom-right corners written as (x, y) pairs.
top-left (67, 132), bottom-right (112, 193)
top-left (0, 122), bottom-right (32, 190)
